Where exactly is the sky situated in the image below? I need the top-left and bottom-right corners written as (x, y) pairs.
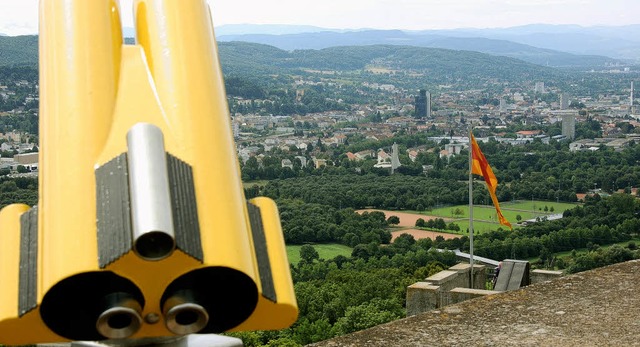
top-left (1, 0), bottom-right (639, 36)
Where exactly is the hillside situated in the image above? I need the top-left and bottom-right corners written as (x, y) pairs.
top-left (0, 36), bottom-right (563, 86)
top-left (0, 35), bottom-right (38, 66)
top-left (217, 30), bottom-right (620, 68)
top-left (218, 42), bottom-right (562, 84)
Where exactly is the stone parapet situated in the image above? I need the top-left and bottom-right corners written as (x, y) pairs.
top-left (531, 269), bottom-right (563, 284)
top-left (405, 282), bottom-right (439, 317)
top-left (449, 287), bottom-right (500, 305)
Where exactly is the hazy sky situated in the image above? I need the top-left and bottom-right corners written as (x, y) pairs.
top-left (1, 0), bottom-right (639, 36)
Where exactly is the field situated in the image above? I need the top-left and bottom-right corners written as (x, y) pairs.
top-left (390, 228), bottom-right (460, 241)
top-left (357, 209), bottom-right (444, 227)
top-left (427, 201), bottom-right (578, 221)
top-left (372, 200), bottom-right (580, 235)
top-left (286, 243), bottom-right (353, 265)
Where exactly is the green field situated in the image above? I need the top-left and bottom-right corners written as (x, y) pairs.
top-left (286, 244), bottom-right (353, 265)
top-left (410, 200), bottom-right (580, 234)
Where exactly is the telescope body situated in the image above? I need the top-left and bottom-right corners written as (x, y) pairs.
top-left (0, 0), bottom-right (297, 344)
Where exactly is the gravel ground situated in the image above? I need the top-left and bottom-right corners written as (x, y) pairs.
top-left (309, 260), bottom-right (640, 347)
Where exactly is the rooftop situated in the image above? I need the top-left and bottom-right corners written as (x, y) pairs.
top-left (309, 260), bottom-right (640, 347)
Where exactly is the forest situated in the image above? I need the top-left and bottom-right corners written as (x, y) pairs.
top-left (226, 193), bottom-right (639, 346)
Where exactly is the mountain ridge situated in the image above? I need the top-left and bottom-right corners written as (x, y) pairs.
top-left (217, 30), bottom-right (621, 68)
top-left (215, 23), bottom-right (640, 63)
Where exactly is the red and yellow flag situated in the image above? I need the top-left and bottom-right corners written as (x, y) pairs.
top-left (470, 133), bottom-right (512, 229)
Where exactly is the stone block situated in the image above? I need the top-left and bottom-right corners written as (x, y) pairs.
top-left (449, 287), bottom-right (499, 305)
top-left (530, 269), bottom-right (563, 284)
top-left (406, 282), bottom-right (439, 317)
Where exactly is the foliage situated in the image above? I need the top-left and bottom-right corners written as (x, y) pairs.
top-left (565, 245), bottom-right (638, 273)
top-left (299, 244), bottom-right (320, 264)
top-left (0, 36), bottom-right (39, 66)
top-left (0, 177), bottom-right (38, 208)
top-left (277, 199), bottom-right (391, 245)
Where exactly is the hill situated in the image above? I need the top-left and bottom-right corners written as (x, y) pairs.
top-left (217, 30), bottom-right (620, 68)
top-left (0, 35), bottom-right (38, 66)
top-left (0, 36), bottom-right (563, 85)
top-left (217, 42), bottom-right (562, 83)
top-left (215, 23), bottom-right (640, 64)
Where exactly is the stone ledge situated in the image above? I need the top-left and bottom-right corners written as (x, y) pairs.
top-left (309, 260), bottom-right (640, 346)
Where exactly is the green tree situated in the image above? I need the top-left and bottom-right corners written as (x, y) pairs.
top-left (300, 245), bottom-right (320, 264)
top-left (387, 215), bottom-right (400, 225)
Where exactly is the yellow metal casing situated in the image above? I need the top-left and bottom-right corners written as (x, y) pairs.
top-left (0, 0), bottom-right (297, 344)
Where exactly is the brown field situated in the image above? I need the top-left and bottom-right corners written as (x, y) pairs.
top-left (356, 209), bottom-right (461, 241)
top-left (356, 209), bottom-right (447, 227)
top-left (390, 228), bottom-right (460, 241)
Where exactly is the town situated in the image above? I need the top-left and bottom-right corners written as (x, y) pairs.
top-left (1, 32), bottom-right (640, 347)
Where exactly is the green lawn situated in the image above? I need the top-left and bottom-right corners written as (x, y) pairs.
top-left (503, 201), bottom-right (579, 214)
top-left (286, 244), bottom-right (353, 265)
top-left (407, 200), bottom-right (580, 234)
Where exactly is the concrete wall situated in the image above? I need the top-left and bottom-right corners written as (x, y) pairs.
top-left (530, 269), bottom-right (563, 284)
top-left (406, 282), bottom-right (439, 316)
top-left (406, 263), bottom-right (488, 316)
top-left (450, 288), bottom-right (498, 305)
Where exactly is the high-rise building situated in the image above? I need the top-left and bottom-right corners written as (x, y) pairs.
top-left (560, 93), bottom-right (570, 110)
top-left (414, 89), bottom-right (431, 118)
top-left (562, 113), bottom-right (576, 140)
top-left (632, 81), bottom-right (635, 107)
top-left (426, 91), bottom-right (431, 119)
top-left (499, 98), bottom-right (507, 113)
top-left (535, 82), bottom-right (545, 94)
top-left (391, 142), bottom-right (401, 174)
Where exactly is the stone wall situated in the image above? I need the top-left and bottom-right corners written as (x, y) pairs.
top-left (449, 287), bottom-right (497, 305)
top-left (406, 263), bottom-right (490, 316)
top-left (405, 282), bottom-right (440, 316)
top-left (530, 269), bottom-right (563, 284)
top-left (311, 261), bottom-right (640, 347)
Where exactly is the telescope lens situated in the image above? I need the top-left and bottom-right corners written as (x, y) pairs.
top-left (134, 231), bottom-right (175, 260)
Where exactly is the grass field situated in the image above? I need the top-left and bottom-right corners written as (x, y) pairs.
top-left (408, 200), bottom-right (580, 234)
top-left (286, 244), bottom-right (353, 265)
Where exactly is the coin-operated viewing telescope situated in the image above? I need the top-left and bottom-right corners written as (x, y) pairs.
top-left (0, 0), bottom-right (297, 345)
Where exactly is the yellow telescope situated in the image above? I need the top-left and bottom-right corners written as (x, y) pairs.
top-left (0, 0), bottom-right (297, 344)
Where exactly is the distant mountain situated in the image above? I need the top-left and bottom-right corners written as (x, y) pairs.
top-left (428, 24), bottom-right (640, 61)
top-left (0, 35), bottom-right (38, 66)
top-left (217, 30), bottom-right (620, 68)
top-left (217, 41), bottom-right (562, 84)
top-left (214, 24), bottom-right (341, 36)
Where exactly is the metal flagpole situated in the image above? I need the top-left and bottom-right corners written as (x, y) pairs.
top-left (468, 128), bottom-right (474, 289)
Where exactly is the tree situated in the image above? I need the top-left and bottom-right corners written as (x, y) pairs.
top-left (300, 245), bottom-right (320, 264)
top-left (387, 215), bottom-right (400, 225)
top-left (16, 165), bottom-right (29, 173)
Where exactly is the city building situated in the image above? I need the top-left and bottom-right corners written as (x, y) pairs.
top-left (561, 113), bottom-right (576, 140)
top-left (560, 93), bottom-right (570, 110)
top-left (414, 89), bottom-right (431, 118)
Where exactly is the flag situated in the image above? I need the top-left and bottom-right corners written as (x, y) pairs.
top-left (470, 133), bottom-right (512, 229)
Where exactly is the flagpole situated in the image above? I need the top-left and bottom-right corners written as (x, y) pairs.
top-left (468, 128), bottom-right (474, 289)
